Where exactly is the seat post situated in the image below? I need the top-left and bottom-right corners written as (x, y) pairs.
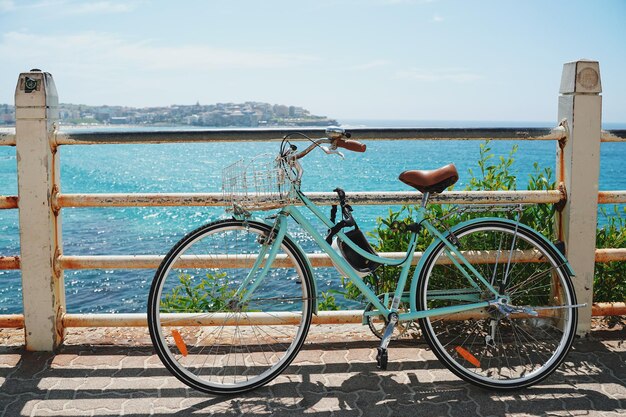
top-left (420, 192), bottom-right (430, 208)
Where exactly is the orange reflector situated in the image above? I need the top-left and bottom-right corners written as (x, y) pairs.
top-left (455, 346), bottom-right (480, 367)
top-left (172, 329), bottom-right (188, 357)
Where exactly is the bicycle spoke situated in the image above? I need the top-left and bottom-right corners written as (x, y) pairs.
top-left (148, 220), bottom-right (312, 394)
top-left (419, 221), bottom-right (576, 389)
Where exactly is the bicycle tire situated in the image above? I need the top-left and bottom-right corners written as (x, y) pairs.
top-left (417, 219), bottom-right (577, 390)
top-left (148, 219), bottom-right (314, 395)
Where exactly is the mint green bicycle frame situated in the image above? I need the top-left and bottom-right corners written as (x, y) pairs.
top-left (235, 189), bottom-right (506, 324)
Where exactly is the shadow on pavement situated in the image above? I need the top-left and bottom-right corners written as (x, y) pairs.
top-left (0, 328), bottom-right (624, 416)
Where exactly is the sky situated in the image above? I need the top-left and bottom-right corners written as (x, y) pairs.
top-left (0, 0), bottom-right (625, 123)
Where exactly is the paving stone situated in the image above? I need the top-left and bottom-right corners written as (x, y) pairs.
top-left (0, 325), bottom-right (624, 416)
top-left (1, 393), bottom-right (39, 417)
top-left (267, 373), bottom-right (301, 405)
top-left (353, 389), bottom-right (388, 415)
top-left (0, 353), bottom-right (21, 368)
top-left (391, 401), bottom-right (448, 417)
top-left (344, 347), bottom-right (374, 363)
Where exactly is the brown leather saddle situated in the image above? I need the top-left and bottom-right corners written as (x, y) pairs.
top-left (399, 164), bottom-right (459, 194)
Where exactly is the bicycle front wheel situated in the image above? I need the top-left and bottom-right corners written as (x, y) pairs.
top-left (418, 219), bottom-right (577, 390)
top-left (148, 219), bottom-right (314, 395)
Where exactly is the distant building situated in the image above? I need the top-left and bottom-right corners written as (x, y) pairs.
top-left (110, 117), bottom-right (129, 124)
top-left (0, 101), bottom-right (337, 127)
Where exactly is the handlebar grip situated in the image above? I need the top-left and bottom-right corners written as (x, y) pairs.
top-left (336, 138), bottom-right (366, 152)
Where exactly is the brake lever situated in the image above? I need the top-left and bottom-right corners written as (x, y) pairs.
top-left (320, 145), bottom-right (344, 159)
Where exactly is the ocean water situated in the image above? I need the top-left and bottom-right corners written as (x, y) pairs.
top-left (1, 122), bottom-right (625, 313)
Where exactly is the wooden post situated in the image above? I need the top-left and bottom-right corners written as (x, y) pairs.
top-left (556, 60), bottom-right (602, 336)
top-left (15, 70), bottom-right (65, 350)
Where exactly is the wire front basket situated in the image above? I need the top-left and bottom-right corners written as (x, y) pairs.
top-left (222, 154), bottom-right (297, 211)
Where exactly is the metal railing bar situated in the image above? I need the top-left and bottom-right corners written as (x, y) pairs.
top-left (601, 129), bottom-right (626, 142)
top-left (0, 256), bottom-right (19, 270)
top-left (53, 127), bottom-right (564, 146)
top-left (598, 191), bottom-right (626, 204)
top-left (62, 311), bottom-right (363, 327)
top-left (0, 314), bottom-right (23, 328)
top-left (55, 190), bottom-right (564, 208)
top-left (3, 127), bottom-right (624, 145)
top-left (595, 248), bottom-right (626, 263)
top-left (54, 247), bottom-right (626, 271)
top-left (0, 196), bottom-right (18, 209)
top-left (4, 248), bottom-right (625, 272)
top-left (2, 302), bottom-right (625, 329)
top-left (0, 131), bottom-right (16, 146)
top-left (58, 250), bottom-right (540, 270)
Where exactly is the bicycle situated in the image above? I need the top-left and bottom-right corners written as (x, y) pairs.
top-left (148, 127), bottom-right (581, 395)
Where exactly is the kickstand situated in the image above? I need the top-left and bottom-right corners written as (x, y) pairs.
top-left (375, 312), bottom-right (398, 371)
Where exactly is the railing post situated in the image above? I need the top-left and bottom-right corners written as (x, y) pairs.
top-left (15, 70), bottom-right (65, 350)
top-left (556, 60), bottom-right (602, 336)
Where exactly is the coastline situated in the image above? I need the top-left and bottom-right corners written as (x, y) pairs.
top-left (2, 119), bottom-right (626, 133)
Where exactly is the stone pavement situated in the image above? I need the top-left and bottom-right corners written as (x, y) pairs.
top-left (0, 322), bottom-right (625, 417)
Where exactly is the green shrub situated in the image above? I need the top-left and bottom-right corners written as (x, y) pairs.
top-left (318, 290), bottom-right (341, 311)
top-left (594, 206), bottom-right (626, 303)
top-left (333, 140), bottom-right (625, 308)
top-left (160, 271), bottom-right (237, 313)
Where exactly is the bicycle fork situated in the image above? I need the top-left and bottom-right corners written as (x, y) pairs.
top-left (235, 215), bottom-right (287, 306)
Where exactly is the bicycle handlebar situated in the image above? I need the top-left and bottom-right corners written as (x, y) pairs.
top-left (335, 137), bottom-right (366, 152)
top-left (288, 128), bottom-right (365, 161)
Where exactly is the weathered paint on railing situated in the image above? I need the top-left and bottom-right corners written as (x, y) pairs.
top-left (52, 247), bottom-right (626, 271)
top-left (1, 302), bottom-right (624, 329)
top-left (0, 196), bottom-right (18, 209)
top-left (0, 314), bottom-right (23, 328)
top-left (56, 249), bottom-right (547, 270)
top-left (593, 302), bottom-right (626, 316)
top-left (14, 70), bottom-right (65, 351)
top-left (0, 132), bottom-right (15, 146)
top-left (597, 191), bottom-right (626, 204)
top-left (0, 126), bottom-right (619, 148)
top-left (556, 60), bottom-right (604, 335)
top-left (0, 125), bottom-right (617, 146)
top-left (54, 190), bottom-right (563, 208)
top-left (601, 129), bottom-right (626, 142)
top-left (4, 248), bottom-right (625, 272)
top-left (595, 248), bottom-right (626, 263)
top-left (51, 126), bottom-right (563, 146)
top-left (0, 256), bottom-right (20, 269)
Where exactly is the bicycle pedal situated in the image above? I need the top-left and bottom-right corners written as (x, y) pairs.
top-left (376, 347), bottom-right (388, 370)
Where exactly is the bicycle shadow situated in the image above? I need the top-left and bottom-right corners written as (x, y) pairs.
top-left (0, 330), bottom-right (624, 416)
top-left (168, 329), bottom-right (626, 416)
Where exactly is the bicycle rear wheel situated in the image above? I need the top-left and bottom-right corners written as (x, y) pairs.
top-left (148, 219), bottom-right (313, 395)
top-left (418, 219), bottom-right (577, 390)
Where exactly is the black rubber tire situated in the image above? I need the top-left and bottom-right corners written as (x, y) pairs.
top-left (417, 219), bottom-right (577, 390)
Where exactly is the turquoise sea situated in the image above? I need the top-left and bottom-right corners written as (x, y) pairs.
top-left (1, 120), bottom-right (625, 313)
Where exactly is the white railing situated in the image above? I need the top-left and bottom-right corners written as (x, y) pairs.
top-left (0, 60), bottom-right (625, 351)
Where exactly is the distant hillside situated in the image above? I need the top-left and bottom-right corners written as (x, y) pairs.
top-left (0, 102), bottom-right (338, 127)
